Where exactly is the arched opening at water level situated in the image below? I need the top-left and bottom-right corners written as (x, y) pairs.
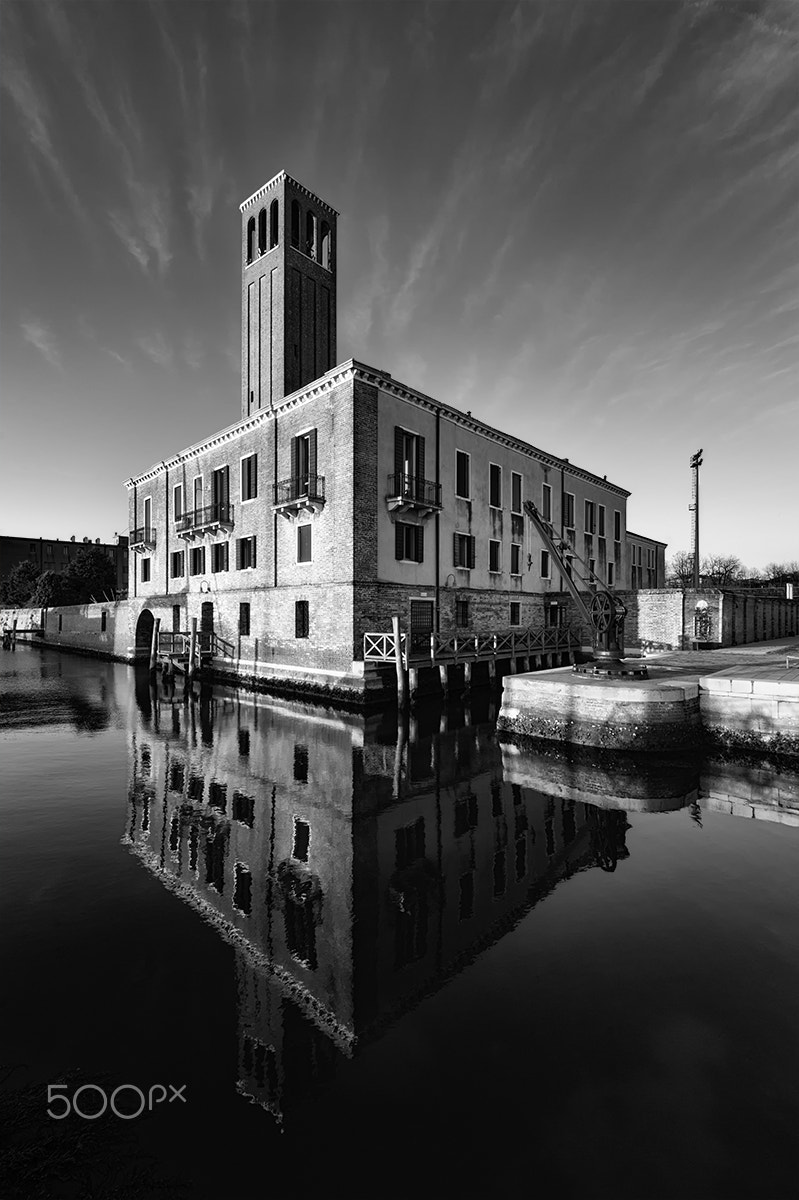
top-left (135, 608), bottom-right (155, 658)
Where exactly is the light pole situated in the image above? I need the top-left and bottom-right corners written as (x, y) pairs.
top-left (689, 449), bottom-right (703, 589)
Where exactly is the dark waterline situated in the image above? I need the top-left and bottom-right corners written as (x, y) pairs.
top-left (1, 646), bottom-right (798, 1200)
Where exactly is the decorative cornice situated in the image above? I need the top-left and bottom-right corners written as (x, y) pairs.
top-left (348, 361), bottom-right (632, 498)
top-left (124, 357), bottom-right (630, 498)
top-left (239, 170), bottom-right (338, 217)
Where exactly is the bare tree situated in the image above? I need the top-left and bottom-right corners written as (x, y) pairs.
top-left (667, 551), bottom-right (694, 587)
top-left (764, 561), bottom-right (799, 584)
top-left (701, 554), bottom-right (744, 587)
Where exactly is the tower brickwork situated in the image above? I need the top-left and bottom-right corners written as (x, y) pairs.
top-left (240, 172), bottom-right (338, 418)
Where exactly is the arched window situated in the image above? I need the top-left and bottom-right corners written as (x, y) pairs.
top-left (246, 216), bottom-right (256, 262)
top-left (269, 199), bottom-right (279, 249)
top-left (320, 221), bottom-right (331, 270)
top-left (305, 210), bottom-right (317, 260)
top-left (257, 207), bottom-right (266, 255)
top-left (290, 200), bottom-right (300, 248)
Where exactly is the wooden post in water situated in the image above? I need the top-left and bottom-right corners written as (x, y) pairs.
top-left (392, 615), bottom-right (407, 707)
top-left (11, 618), bottom-right (17, 650)
top-left (149, 617), bottom-right (161, 675)
top-left (463, 661), bottom-right (472, 694)
top-left (439, 663), bottom-right (448, 698)
top-left (188, 617), bottom-right (198, 679)
top-left (408, 667), bottom-right (419, 706)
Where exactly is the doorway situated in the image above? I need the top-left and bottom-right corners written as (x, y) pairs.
top-left (201, 601), bottom-right (214, 653)
top-left (409, 599), bottom-right (434, 655)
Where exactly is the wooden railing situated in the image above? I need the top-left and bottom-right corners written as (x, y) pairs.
top-left (158, 630), bottom-right (235, 659)
top-left (364, 625), bottom-right (579, 667)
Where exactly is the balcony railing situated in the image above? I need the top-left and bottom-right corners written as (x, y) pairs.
top-left (273, 474), bottom-right (326, 517)
top-left (386, 473), bottom-right (442, 514)
top-left (176, 503), bottom-right (234, 539)
top-left (129, 526), bottom-right (156, 552)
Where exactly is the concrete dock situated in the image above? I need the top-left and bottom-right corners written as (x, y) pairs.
top-left (498, 636), bottom-right (799, 756)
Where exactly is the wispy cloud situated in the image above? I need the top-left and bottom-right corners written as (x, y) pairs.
top-left (21, 317), bottom-right (63, 371)
top-left (183, 331), bottom-right (204, 372)
top-left (0, 42), bottom-right (88, 229)
top-left (136, 332), bottom-right (174, 370)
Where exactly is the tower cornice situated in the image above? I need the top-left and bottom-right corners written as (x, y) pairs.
top-left (239, 170), bottom-right (338, 217)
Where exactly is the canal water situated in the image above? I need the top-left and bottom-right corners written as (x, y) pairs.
top-left (1, 646), bottom-right (798, 1200)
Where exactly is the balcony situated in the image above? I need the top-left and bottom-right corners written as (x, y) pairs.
top-left (129, 526), bottom-right (156, 553)
top-left (176, 503), bottom-right (234, 540)
top-left (273, 474), bottom-right (325, 519)
top-left (386, 473), bottom-right (442, 517)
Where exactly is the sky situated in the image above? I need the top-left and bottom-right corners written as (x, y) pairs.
top-left (1, 0), bottom-right (797, 570)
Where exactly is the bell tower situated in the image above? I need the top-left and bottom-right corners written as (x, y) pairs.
top-left (240, 172), bottom-right (338, 418)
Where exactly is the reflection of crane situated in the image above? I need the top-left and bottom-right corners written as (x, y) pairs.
top-left (523, 500), bottom-right (648, 678)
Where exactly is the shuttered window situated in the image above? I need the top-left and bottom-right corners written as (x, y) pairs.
top-left (453, 533), bottom-right (476, 569)
top-left (394, 427), bottom-right (425, 493)
top-left (241, 454), bottom-right (258, 501)
top-left (295, 600), bottom-right (309, 638)
top-left (456, 451), bottom-right (470, 499)
top-left (291, 430), bottom-right (317, 494)
top-left (395, 522), bottom-right (424, 563)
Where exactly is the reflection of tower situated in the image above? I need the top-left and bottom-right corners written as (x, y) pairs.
top-left (240, 172), bottom-right (338, 418)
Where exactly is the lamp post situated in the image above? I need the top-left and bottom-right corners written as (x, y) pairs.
top-left (689, 449), bottom-right (703, 589)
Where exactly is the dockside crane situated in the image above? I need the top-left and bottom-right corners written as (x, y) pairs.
top-left (523, 500), bottom-right (648, 678)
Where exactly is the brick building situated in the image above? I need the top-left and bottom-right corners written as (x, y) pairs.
top-left (0, 533), bottom-right (128, 597)
top-left (125, 171), bottom-right (665, 696)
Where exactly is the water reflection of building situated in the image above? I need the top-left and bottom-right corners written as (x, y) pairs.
top-left (124, 679), bottom-right (631, 1124)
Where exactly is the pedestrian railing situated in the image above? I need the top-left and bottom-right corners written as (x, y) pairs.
top-left (364, 625), bottom-right (579, 668)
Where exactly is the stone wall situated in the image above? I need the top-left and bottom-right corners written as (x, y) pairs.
top-left (1, 601), bottom-right (133, 660)
top-left (620, 589), bottom-right (799, 650)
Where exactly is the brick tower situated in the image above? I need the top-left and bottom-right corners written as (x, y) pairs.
top-left (240, 172), bottom-right (338, 418)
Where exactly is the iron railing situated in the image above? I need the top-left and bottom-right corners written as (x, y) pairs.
top-left (364, 625), bottom-right (579, 667)
top-left (387, 473), bottom-right (442, 509)
top-left (176, 503), bottom-right (234, 534)
top-left (129, 526), bottom-right (156, 547)
top-left (273, 475), bottom-right (325, 505)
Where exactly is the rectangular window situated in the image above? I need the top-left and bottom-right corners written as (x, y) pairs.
top-left (511, 472), bottom-right (522, 514)
top-left (189, 546), bottom-right (205, 576)
top-left (143, 497), bottom-right (152, 536)
top-left (241, 453), bottom-right (258, 501)
top-left (455, 450), bottom-right (470, 499)
top-left (101, 611), bottom-right (107, 632)
top-left (174, 483), bottom-right (184, 521)
top-left (293, 818), bottom-right (310, 861)
top-left (239, 603), bottom-right (251, 636)
top-left (588, 558), bottom-right (596, 578)
top-left (236, 536), bottom-right (256, 569)
top-left (395, 522), bottom-right (424, 563)
top-left (141, 558), bottom-right (151, 583)
top-left (489, 539), bottom-right (501, 573)
top-left (294, 744), bottom-right (309, 783)
top-left (542, 482), bottom-right (552, 522)
top-left (614, 510), bottom-right (621, 541)
top-left (540, 549), bottom-right (550, 579)
top-left (455, 599), bottom-right (469, 627)
top-left (193, 476), bottom-right (203, 515)
top-left (585, 500), bottom-right (595, 534)
top-left (598, 505), bottom-right (606, 537)
top-left (395, 818), bottom-right (425, 870)
top-left (297, 523), bottom-right (312, 563)
top-left (295, 599), bottom-right (309, 638)
top-left (233, 863), bottom-right (252, 916)
top-left (489, 463), bottom-right (502, 508)
top-left (211, 542), bottom-right (229, 573)
top-left (453, 532), bottom-right (475, 569)
top-left (607, 561), bottom-right (615, 586)
top-left (510, 602), bottom-right (521, 626)
top-left (510, 543), bottom-right (522, 576)
top-left (172, 604), bottom-right (181, 631)
top-left (394, 426), bottom-right (424, 497)
top-left (170, 550), bottom-right (184, 579)
top-left (58, 614), bottom-right (63, 633)
top-left (564, 492), bottom-right (575, 529)
top-left (232, 792), bottom-right (254, 828)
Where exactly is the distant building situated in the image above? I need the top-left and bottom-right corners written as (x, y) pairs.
top-left (125, 171), bottom-right (665, 695)
top-left (0, 534), bottom-right (128, 598)
top-left (626, 531), bottom-right (667, 589)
